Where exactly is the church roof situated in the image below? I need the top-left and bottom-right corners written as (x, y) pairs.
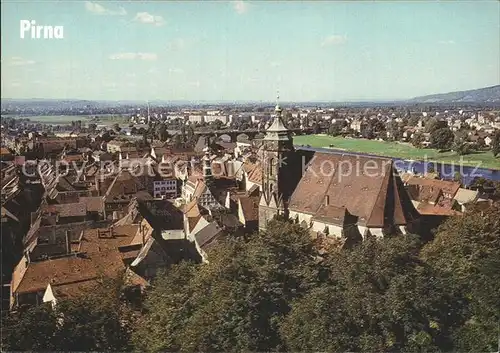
top-left (266, 115), bottom-right (288, 133)
top-left (289, 152), bottom-right (418, 228)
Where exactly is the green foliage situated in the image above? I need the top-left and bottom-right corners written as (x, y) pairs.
top-left (6, 208), bottom-right (499, 352)
top-left (492, 130), bottom-right (500, 157)
top-left (425, 117), bottom-right (446, 133)
top-left (411, 132), bottom-right (425, 148)
top-left (2, 304), bottom-right (59, 351)
top-left (135, 210), bottom-right (500, 353)
top-left (328, 123), bottom-right (341, 136)
top-left (156, 123), bottom-right (170, 142)
top-left (281, 235), bottom-right (466, 352)
top-left (133, 220), bottom-right (321, 352)
top-left (453, 132), bottom-right (474, 156)
top-left (422, 204), bottom-right (500, 351)
top-left (1, 277), bottom-right (134, 352)
top-left (430, 128), bottom-right (454, 150)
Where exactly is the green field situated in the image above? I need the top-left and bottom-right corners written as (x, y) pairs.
top-left (294, 134), bottom-right (500, 170)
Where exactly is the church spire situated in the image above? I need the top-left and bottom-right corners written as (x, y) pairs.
top-left (265, 90), bottom-right (289, 139)
top-left (275, 90), bottom-right (282, 115)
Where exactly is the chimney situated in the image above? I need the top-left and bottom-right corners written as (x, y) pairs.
top-left (324, 195), bottom-right (330, 206)
top-left (65, 230), bottom-right (71, 254)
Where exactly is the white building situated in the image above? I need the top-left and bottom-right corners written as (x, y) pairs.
top-left (153, 179), bottom-right (177, 199)
top-left (204, 115), bottom-right (228, 124)
top-left (188, 115), bottom-right (204, 124)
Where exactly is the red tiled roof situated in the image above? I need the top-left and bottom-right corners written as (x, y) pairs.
top-left (0, 147), bottom-right (12, 155)
top-left (247, 163), bottom-right (262, 185)
top-left (78, 225), bottom-right (140, 253)
top-left (417, 202), bottom-right (462, 216)
top-left (289, 153), bottom-right (417, 228)
top-left (62, 154), bottom-right (84, 163)
top-left (79, 197), bottom-right (104, 213)
top-left (42, 203), bottom-right (87, 218)
top-left (313, 205), bottom-right (347, 226)
top-left (12, 250), bottom-right (125, 295)
top-left (239, 195), bottom-right (259, 222)
top-left (406, 176), bottom-right (460, 198)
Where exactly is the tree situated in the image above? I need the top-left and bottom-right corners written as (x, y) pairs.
top-left (492, 130), bottom-right (500, 157)
top-left (430, 128), bottom-right (454, 150)
top-left (112, 123), bottom-right (121, 133)
top-left (133, 220), bottom-right (320, 352)
top-left (88, 123), bottom-right (97, 132)
top-left (1, 277), bottom-right (133, 352)
top-left (1, 304), bottom-right (59, 351)
top-left (411, 131), bottom-right (425, 148)
top-left (211, 119), bottom-right (224, 131)
top-left (281, 235), bottom-right (466, 352)
top-left (387, 120), bottom-right (401, 141)
top-left (173, 134), bottom-right (183, 148)
top-left (157, 123), bottom-right (169, 142)
top-left (453, 133), bottom-right (472, 156)
top-left (421, 204), bottom-right (500, 351)
top-left (425, 117), bottom-right (446, 134)
top-left (328, 124), bottom-right (341, 137)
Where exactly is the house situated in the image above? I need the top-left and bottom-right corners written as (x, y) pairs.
top-left (405, 176), bottom-right (460, 201)
top-left (237, 193), bottom-right (259, 232)
top-left (11, 250), bottom-right (131, 308)
top-left (102, 170), bottom-right (149, 219)
top-left (453, 188), bottom-right (479, 212)
top-left (187, 215), bottom-right (224, 263)
top-left (288, 154), bottom-right (419, 239)
top-left (256, 99), bottom-right (421, 240)
top-left (10, 220), bottom-right (158, 309)
top-left (0, 147), bottom-right (13, 161)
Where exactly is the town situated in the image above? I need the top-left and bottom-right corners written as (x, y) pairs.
top-left (1, 95), bottom-right (500, 351)
top-left (1, 0), bottom-right (500, 351)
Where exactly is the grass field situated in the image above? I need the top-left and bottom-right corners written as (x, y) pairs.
top-left (294, 134), bottom-right (500, 170)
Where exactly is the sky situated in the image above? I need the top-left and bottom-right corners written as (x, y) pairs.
top-left (1, 1), bottom-right (499, 102)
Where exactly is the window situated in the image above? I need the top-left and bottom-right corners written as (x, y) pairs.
top-left (268, 158), bottom-right (275, 177)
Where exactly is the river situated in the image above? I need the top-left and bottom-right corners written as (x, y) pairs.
top-left (296, 145), bottom-right (500, 185)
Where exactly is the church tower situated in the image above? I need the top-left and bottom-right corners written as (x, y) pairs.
top-left (259, 92), bottom-right (295, 230)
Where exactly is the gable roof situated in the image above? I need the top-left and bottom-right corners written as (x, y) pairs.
top-left (247, 163), bottom-right (262, 185)
top-left (406, 176), bottom-right (460, 197)
top-left (193, 221), bottom-right (223, 250)
top-left (239, 195), bottom-right (259, 222)
top-left (289, 153), bottom-right (418, 227)
top-left (12, 250), bottom-right (125, 295)
top-left (453, 188), bottom-right (479, 205)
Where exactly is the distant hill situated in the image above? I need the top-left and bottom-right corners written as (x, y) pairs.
top-left (410, 85), bottom-right (500, 104)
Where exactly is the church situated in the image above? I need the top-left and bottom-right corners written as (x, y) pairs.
top-left (258, 97), bottom-right (420, 240)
